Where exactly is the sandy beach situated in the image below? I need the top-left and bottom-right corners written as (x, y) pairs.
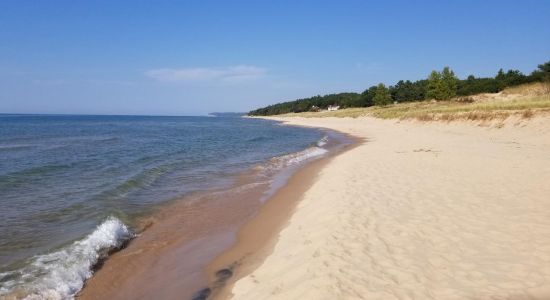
top-left (3, 2), bottom-right (549, 299)
top-left (227, 116), bottom-right (550, 300)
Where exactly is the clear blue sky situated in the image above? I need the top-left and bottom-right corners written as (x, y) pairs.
top-left (1, 1), bottom-right (549, 115)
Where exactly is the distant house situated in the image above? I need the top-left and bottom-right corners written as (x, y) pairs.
top-left (327, 105), bottom-right (340, 111)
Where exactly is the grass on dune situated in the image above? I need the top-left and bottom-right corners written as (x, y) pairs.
top-left (276, 83), bottom-right (550, 121)
top-left (368, 95), bottom-right (550, 120)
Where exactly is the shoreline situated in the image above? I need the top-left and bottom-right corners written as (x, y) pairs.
top-left (76, 126), bottom-right (355, 300)
top-left (229, 115), bottom-right (550, 299)
top-left (205, 130), bottom-right (362, 299)
top-left (10, 114), bottom-right (550, 299)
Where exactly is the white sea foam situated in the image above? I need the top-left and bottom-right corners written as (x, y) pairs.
top-left (262, 146), bottom-right (328, 173)
top-left (283, 147), bottom-right (328, 165)
top-left (0, 217), bottom-right (132, 300)
top-left (316, 135), bottom-right (328, 147)
top-left (252, 145), bottom-right (329, 203)
top-left (276, 136), bottom-right (330, 168)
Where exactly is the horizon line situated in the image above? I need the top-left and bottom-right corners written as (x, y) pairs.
top-left (0, 112), bottom-right (247, 118)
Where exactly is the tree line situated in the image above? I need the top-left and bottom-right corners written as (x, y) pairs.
top-left (248, 60), bottom-right (550, 116)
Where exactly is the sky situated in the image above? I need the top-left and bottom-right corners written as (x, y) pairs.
top-left (1, 1), bottom-right (549, 116)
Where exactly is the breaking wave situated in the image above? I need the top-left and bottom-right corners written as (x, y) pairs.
top-left (277, 146), bottom-right (328, 167)
top-left (259, 145), bottom-right (328, 174)
top-left (316, 135), bottom-right (328, 147)
top-left (0, 217), bottom-right (133, 300)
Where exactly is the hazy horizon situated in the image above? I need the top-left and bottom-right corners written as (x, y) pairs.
top-left (0, 112), bottom-right (246, 117)
top-left (1, 1), bottom-right (549, 115)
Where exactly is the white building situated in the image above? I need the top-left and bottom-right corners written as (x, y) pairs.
top-left (327, 105), bottom-right (340, 111)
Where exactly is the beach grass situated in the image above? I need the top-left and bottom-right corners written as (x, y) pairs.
top-left (275, 82), bottom-right (550, 121)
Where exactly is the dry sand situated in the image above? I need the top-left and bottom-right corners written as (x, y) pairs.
top-left (230, 116), bottom-right (550, 300)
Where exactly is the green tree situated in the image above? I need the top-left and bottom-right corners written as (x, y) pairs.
top-left (391, 79), bottom-right (427, 102)
top-left (538, 60), bottom-right (550, 73)
top-left (373, 83), bottom-right (392, 106)
top-left (441, 66), bottom-right (458, 99)
top-left (426, 67), bottom-right (457, 100)
top-left (496, 68), bottom-right (506, 81)
top-left (391, 80), bottom-right (413, 102)
top-left (426, 70), bottom-right (444, 100)
top-left (537, 60), bottom-right (550, 82)
top-left (248, 59), bottom-right (548, 116)
top-left (359, 85), bottom-right (377, 107)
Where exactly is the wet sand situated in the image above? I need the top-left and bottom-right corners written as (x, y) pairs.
top-left (77, 129), bottom-right (355, 300)
top-left (78, 174), bottom-right (268, 300)
top-left (205, 135), bottom-right (361, 299)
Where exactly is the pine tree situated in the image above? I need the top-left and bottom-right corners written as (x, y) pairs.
top-left (426, 70), bottom-right (444, 100)
top-left (537, 60), bottom-right (550, 83)
top-left (373, 83), bottom-right (392, 106)
top-left (427, 67), bottom-right (457, 100)
top-left (441, 66), bottom-right (458, 99)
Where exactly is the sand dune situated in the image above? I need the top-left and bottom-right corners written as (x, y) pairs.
top-left (230, 116), bottom-right (550, 300)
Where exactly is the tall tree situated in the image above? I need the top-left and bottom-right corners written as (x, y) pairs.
top-left (426, 70), bottom-right (444, 100)
top-left (496, 68), bottom-right (506, 81)
top-left (374, 83), bottom-right (392, 106)
top-left (537, 60), bottom-right (550, 82)
top-left (359, 86), bottom-right (377, 107)
top-left (441, 66), bottom-right (458, 99)
top-left (538, 60), bottom-right (550, 73)
top-left (427, 67), bottom-right (457, 100)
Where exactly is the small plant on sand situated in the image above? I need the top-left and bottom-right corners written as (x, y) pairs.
top-left (522, 109), bottom-right (534, 119)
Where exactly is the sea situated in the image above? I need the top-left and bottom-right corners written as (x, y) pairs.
top-left (0, 114), bottom-right (342, 299)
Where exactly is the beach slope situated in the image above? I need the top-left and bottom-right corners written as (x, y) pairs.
top-left (231, 116), bottom-right (550, 300)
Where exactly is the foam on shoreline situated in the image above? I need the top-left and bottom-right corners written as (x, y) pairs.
top-left (0, 217), bottom-right (132, 300)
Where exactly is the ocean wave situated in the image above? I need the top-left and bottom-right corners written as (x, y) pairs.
top-left (316, 135), bottom-right (328, 147)
top-left (0, 144), bottom-right (35, 152)
top-left (0, 164), bottom-right (72, 190)
top-left (94, 137), bottom-right (120, 143)
top-left (0, 217), bottom-right (133, 300)
top-left (259, 146), bottom-right (328, 174)
top-left (282, 146), bottom-right (328, 166)
top-left (254, 135), bottom-right (330, 174)
top-left (246, 136), bottom-right (269, 143)
top-left (96, 165), bottom-right (171, 201)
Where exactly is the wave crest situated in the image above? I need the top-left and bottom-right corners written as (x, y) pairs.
top-left (258, 146), bottom-right (328, 174)
top-left (316, 135), bottom-right (328, 147)
top-left (0, 217), bottom-right (132, 299)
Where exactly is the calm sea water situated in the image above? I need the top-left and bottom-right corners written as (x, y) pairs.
top-left (0, 114), bottom-right (326, 298)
